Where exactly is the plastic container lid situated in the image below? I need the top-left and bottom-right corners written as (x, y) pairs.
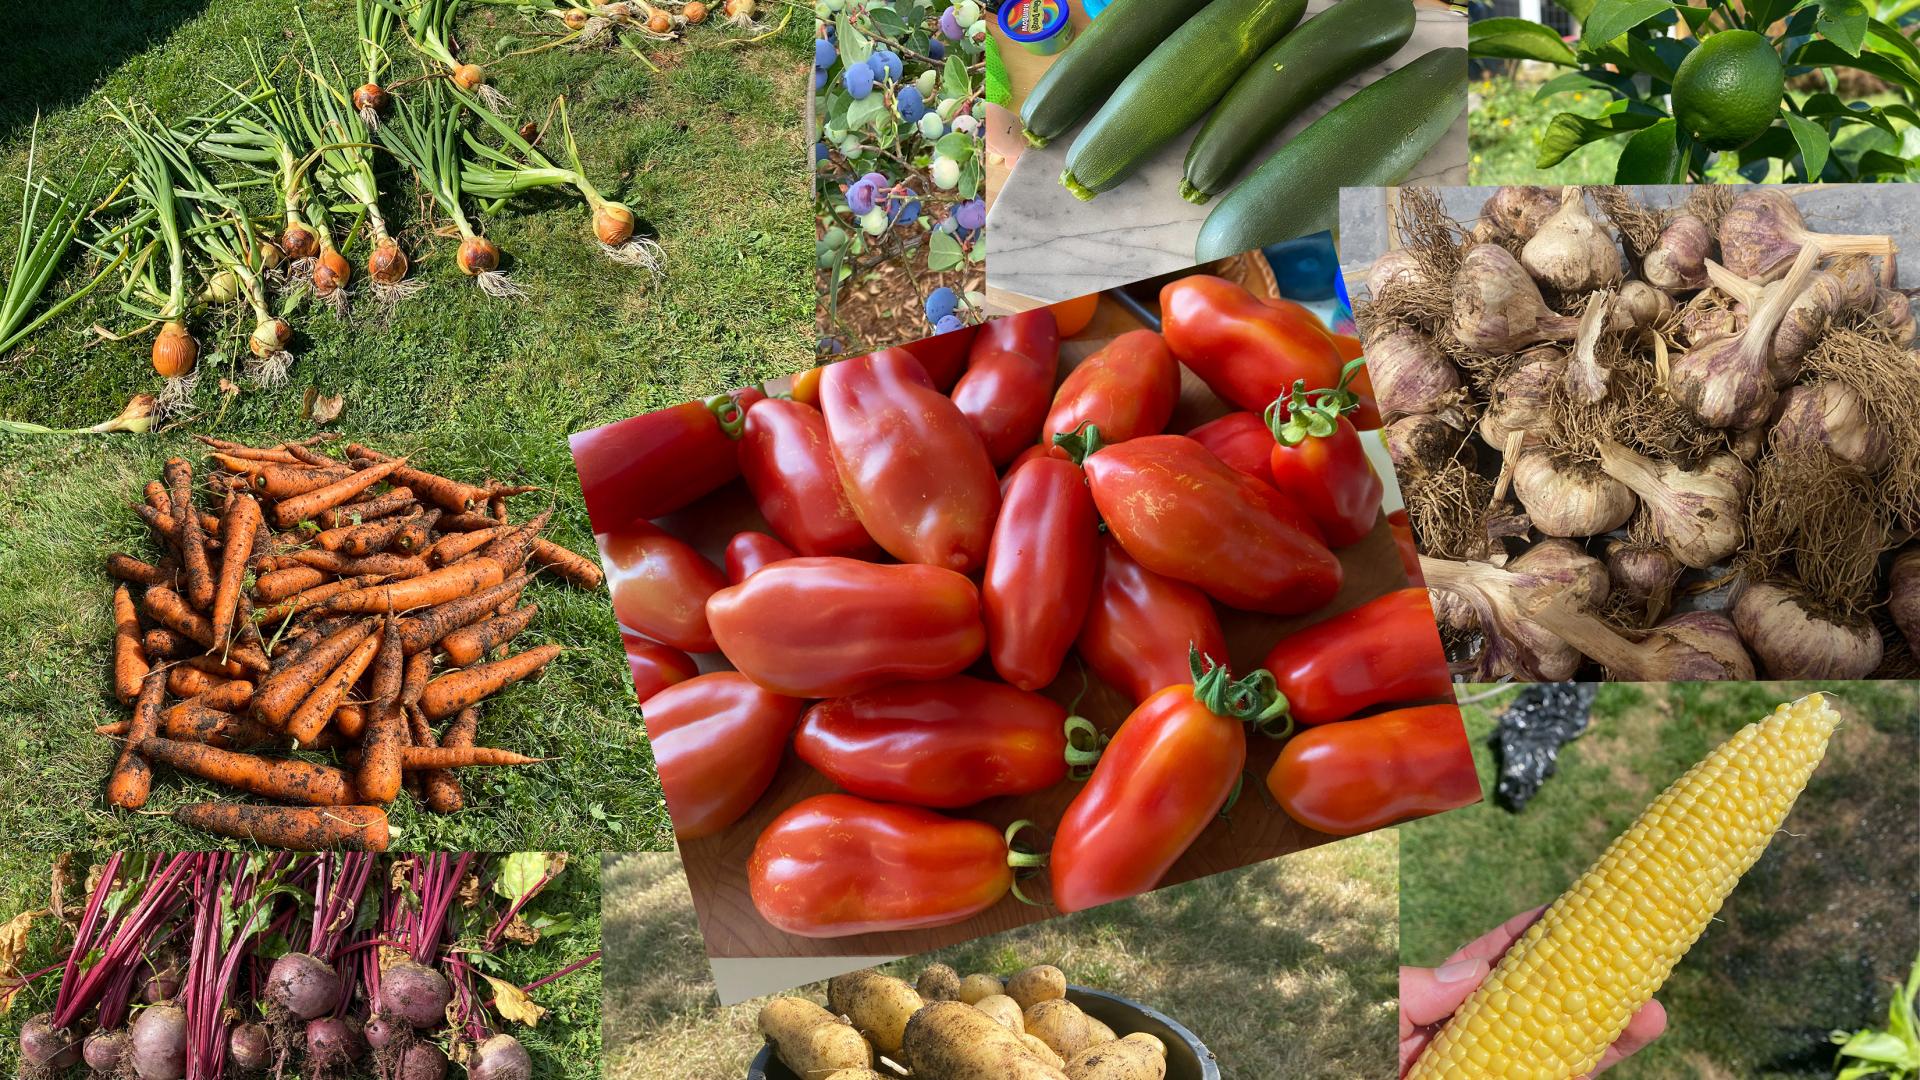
top-left (999, 0), bottom-right (1072, 48)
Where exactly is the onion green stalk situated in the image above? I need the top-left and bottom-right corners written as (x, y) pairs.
top-left (455, 90), bottom-right (660, 269)
top-left (196, 42), bottom-right (323, 266)
top-left (0, 118), bottom-right (121, 358)
top-left (354, 0), bottom-right (397, 124)
top-left (0, 393), bottom-right (157, 434)
top-left (379, 0), bottom-right (512, 109)
top-left (378, 76), bottom-right (519, 297)
top-left (104, 101), bottom-right (199, 378)
top-left (297, 38), bottom-right (414, 299)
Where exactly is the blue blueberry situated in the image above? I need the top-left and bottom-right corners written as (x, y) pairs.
top-left (934, 313), bottom-right (964, 334)
top-left (846, 178), bottom-right (878, 216)
top-left (939, 8), bottom-right (962, 39)
top-left (891, 198), bottom-right (921, 225)
top-left (925, 287), bottom-right (958, 322)
top-left (815, 68), bottom-right (828, 90)
top-left (814, 38), bottom-right (836, 69)
top-left (953, 198), bottom-right (985, 231)
top-left (814, 141), bottom-right (830, 163)
top-left (896, 85), bottom-right (926, 123)
top-left (872, 49), bottom-right (903, 81)
top-left (859, 171), bottom-right (888, 189)
top-left (843, 63), bottom-right (873, 98)
top-left (929, 38), bottom-right (946, 59)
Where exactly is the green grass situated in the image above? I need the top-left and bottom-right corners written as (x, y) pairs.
top-left (1401, 681), bottom-right (1920, 1079)
top-left (0, 0), bottom-right (813, 432)
top-left (0, 431), bottom-right (673, 852)
top-left (1470, 73), bottom-right (1625, 184)
top-left (602, 834), bottom-right (1400, 1079)
top-left (0, 852), bottom-right (603, 1078)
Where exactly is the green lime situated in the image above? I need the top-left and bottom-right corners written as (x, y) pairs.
top-left (1671, 30), bottom-right (1785, 151)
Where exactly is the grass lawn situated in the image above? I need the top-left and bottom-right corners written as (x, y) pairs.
top-left (0, 0), bottom-right (814, 433)
top-left (0, 852), bottom-right (605, 1079)
top-left (602, 834), bottom-right (1400, 1079)
top-left (1401, 681), bottom-right (1920, 1079)
top-left (0, 431), bottom-right (674, 853)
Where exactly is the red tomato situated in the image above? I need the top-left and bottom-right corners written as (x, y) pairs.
top-left (1268, 704), bottom-right (1482, 836)
top-left (706, 557), bottom-right (986, 697)
top-left (821, 351), bottom-right (1001, 573)
top-left (1260, 588), bottom-right (1451, 726)
top-left (1051, 660), bottom-right (1268, 913)
top-left (739, 398), bottom-right (877, 558)
top-left (1185, 411), bottom-right (1275, 486)
top-left (569, 391), bottom-right (756, 531)
top-left (1267, 403), bottom-right (1383, 548)
top-left (951, 309), bottom-right (1060, 467)
top-left (1076, 434), bottom-right (1341, 615)
top-left (1076, 537), bottom-right (1228, 704)
top-left (895, 324), bottom-right (980, 392)
top-left (1388, 509), bottom-right (1423, 584)
top-left (983, 456), bottom-right (1099, 690)
top-left (601, 521), bottom-right (727, 652)
top-left (793, 676), bottom-right (1068, 807)
top-left (642, 672), bottom-right (804, 840)
top-left (724, 531), bottom-right (796, 584)
top-left (1042, 329), bottom-right (1179, 452)
top-left (749, 794), bottom-right (1016, 937)
top-left (622, 632), bottom-right (699, 702)
top-left (1000, 444), bottom-right (1051, 492)
top-left (1160, 275), bottom-right (1380, 428)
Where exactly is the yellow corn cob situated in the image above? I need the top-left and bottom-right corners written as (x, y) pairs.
top-left (1409, 692), bottom-right (1841, 1080)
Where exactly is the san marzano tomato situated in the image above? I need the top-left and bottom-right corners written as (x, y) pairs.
top-left (1075, 536), bottom-right (1227, 705)
top-left (642, 672), bottom-right (803, 840)
top-left (601, 521), bottom-right (727, 653)
top-left (984, 456), bottom-right (1098, 691)
top-left (1268, 705), bottom-right (1481, 836)
top-left (739, 397), bottom-right (878, 558)
top-left (1260, 588), bottom-right (1452, 726)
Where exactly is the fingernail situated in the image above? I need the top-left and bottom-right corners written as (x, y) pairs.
top-left (1435, 960), bottom-right (1481, 983)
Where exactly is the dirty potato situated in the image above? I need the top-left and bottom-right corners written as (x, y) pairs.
top-left (828, 969), bottom-right (924, 1060)
top-left (903, 1001), bottom-right (1071, 1080)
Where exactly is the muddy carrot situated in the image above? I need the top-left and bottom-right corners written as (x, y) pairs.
top-left (400, 650), bottom-right (433, 708)
top-left (162, 703), bottom-right (278, 751)
top-left (331, 704), bottom-right (366, 740)
top-left (437, 512), bottom-right (508, 532)
top-left (210, 493), bottom-right (263, 647)
top-left (171, 804), bottom-right (390, 851)
top-left (286, 550), bottom-right (348, 574)
top-left (166, 680), bottom-right (255, 720)
top-left (220, 459), bottom-right (356, 499)
top-left (107, 670), bottom-right (166, 809)
top-left (530, 538), bottom-right (605, 590)
top-left (112, 586), bottom-right (149, 706)
top-left (345, 445), bottom-right (488, 512)
top-left (96, 721), bottom-right (130, 737)
top-left (140, 737), bottom-right (356, 804)
top-left (393, 510), bottom-right (437, 555)
top-left (358, 610), bottom-right (407, 804)
top-left (272, 459), bottom-right (407, 528)
top-left (314, 559), bottom-right (504, 616)
top-left (477, 510), bottom-right (551, 571)
top-left (428, 528), bottom-right (502, 566)
top-left (392, 574), bottom-right (530, 654)
top-left (315, 487), bottom-right (416, 529)
top-left (107, 554), bottom-right (176, 587)
top-left (255, 566), bottom-right (328, 604)
top-left (142, 628), bottom-right (194, 660)
top-left (254, 575), bottom-right (385, 625)
top-left (181, 655), bottom-right (250, 679)
top-left (419, 644), bottom-right (561, 720)
top-left (440, 606), bottom-right (537, 668)
top-left (198, 443), bottom-right (302, 464)
top-left (408, 703), bottom-right (464, 814)
top-left (144, 479), bottom-right (171, 516)
top-left (168, 667), bottom-right (229, 698)
top-left (337, 554), bottom-right (428, 580)
top-left (140, 586), bottom-right (270, 673)
top-left (165, 458), bottom-right (215, 611)
top-left (399, 746), bottom-right (542, 769)
top-left (314, 512), bottom-right (414, 556)
top-left (253, 620), bottom-right (375, 728)
top-left (285, 634), bottom-right (382, 746)
top-left (283, 442), bottom-right (343, 468)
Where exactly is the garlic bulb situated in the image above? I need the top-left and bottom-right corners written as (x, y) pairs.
top-left (1531, 598), bottom-right (1754, 681)
top-left (1478, 349), bottom-right (1565, 452)
top-left (1385, 414), bottom-right (1463, 478)
top-left (1718, 190), bottom-right (1895, 282)
top-left (1889, 547), bottom-right (1920, 654)
top-left (1563, 290), bottom-right (1614, 405)
top-left (1670, 244), bottom-right (1819, 429)
top-left (1706, 256), bottom-right (1871, 379)
top-left (1604, 536), bottom-right (1683, 625)
top-left (1450, 244), bottom-right (1582, 353)
top-left (1642, 212), bottom-right (1713, 291)
top-left (1511, 449), bottom-right (1635, 538)
top-left (1419, 539), bottom-right (1609, 681)
top-left (1480, 186), bottom-right (1562, 241)
top-left (1877, 289), bottom-right (1915, 345)
top-left (1731, 580), bottom-right (1883, 679)
top-left (1769, 380), bottom-right (1889, 472)
top-left (1597, 441), bottom-right (1750, 568)
top-left (1617, 281), bottom-right (1673, 330)
top-left (1362, 321), bottom-right (1461, 420)
top-left (1367, 249), bottom-right (1427, 298)
top-left (1521, 188), bottom-right (1623, 294)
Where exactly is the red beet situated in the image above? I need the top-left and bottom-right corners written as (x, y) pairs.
top-left (268, 952), bottom-right (342, 1021)
top-left (378, 962), bottom-right (451, 1029)
top-left (129, 1003), bottom-right (188, 1080)
top-left (228, 1023), bottom-right (271, 1071)
top-left (468, 1035), bottom-right (531, 1080)
top-left (21, 1014), bottom-right (81, 1068)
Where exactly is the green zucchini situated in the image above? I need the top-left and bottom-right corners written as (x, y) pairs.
top-left (1194, 47), bottom-right (1466, 261)
top-left (1179, 0), bottom-right (1417, 204)
top-left (1059, 0), bottom-right (1308, 201)
top-left (1018, 0), bottom-right (1215, 149)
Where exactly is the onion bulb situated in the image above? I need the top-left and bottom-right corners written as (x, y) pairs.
top-left (592, 201), bottom-right (636, 246)
top-left (352, 83), bottom-right (390, 117)
top-left (1669, 244), bottom-right (1818, 429)
top-left (684, 1), bottom-right (708, 21)
top-left (250, 318), bottom-right (292, 359)
top-left (1596, 440), bottom-right (1749, 569)
top-left (1450, 243), bottom-right (1582, 352)
top-left (562, 7), bottom-right (592, 28)
top-left (725, 0), bottom-right (756, 24)
top-left (1769, 380), bottom-right (1888, 472)
top-left (368, 239), bottom-right (409, 285)
top-left (1731, 580), bottom-right (1882, 679)
top-left (1531, 597), bottom-right (1754, 681)
top-left (258, 241), bottom-right (285, 270)
top-left (1717, 190), bottom-right (1895, 282)
top-left (202, 269), bottom-right (240, 306)
top-left (152, 321), bottom-right (198, 377)
top-left (313, 247), bottom-right (352, 296)
top-left (1479, 186), bottom-right (1561, 242)
top-left (1419, 539), bottom-right (1610, 681)
top-left (453, 64), bottom-right (487, 92)
top-left (1510, 449), bottom-right (1635, 538)
top-left (280, 222), bottom-right (318, 262)
top-left (1521, 188), bottom-right (1622, 293)
top-left (649, 9), bottom-right (673, 31)
top-left (1641, 212), bottom-right (1712, 291)
top-left (1361, 320), bottom-right (1459, 419)
top-left (458, 236), bottom-right (500, 276)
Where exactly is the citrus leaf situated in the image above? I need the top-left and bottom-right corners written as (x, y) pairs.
top-left (1866, 18), bottom-right (1920, 76)
top-left (1784, 111), bottom-right (1831, 178)
top-left (1815, 0), bottom-right (1868, 55)
top-left (1552, 0), bottom-right (1600, 23)
top-left (1792, 39), bottom-right (1920, 94)
top-left (1672, 4), bottom-right (1717, 30)
top-left (1470, 18), bottom-right (1578, 64)
top-left (1533, 70), bottom-right (1632, 100)
top-left (1581, 0), bottom-right (1674, 47)
top-left (1538, 108), bottom-right (1663, 167)
top-left (1614, 117), bottom-right (1689, 181)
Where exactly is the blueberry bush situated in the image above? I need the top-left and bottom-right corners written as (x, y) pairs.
top-left (814, 0), bottom-right (988, 354)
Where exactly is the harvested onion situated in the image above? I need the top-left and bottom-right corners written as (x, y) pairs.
top-left (280, 222), bottom-right (319, 262)
top-left (250, 318), bottom-right (292, 359)
top-left (152, 321), bottom-right (198, 377)
top-left (458, 236), bottom-right (500, 276)
top-left (368, 238), bottom-right (409, 285)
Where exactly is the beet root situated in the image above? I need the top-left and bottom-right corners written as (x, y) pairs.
top-left (83, 1029), bottom-right (127, 1074)
top-left (395, 1041), bottom-right (449, 1080)
top-left (129, 1003), bottom-right (188, 1080)
top-left (21, 1014), bottom-right (82, 1069)
top-left (379, 961), bottom-right (452, 1028)
top-left (228, 1023), bottom-right (272, 1071)
top-left (269, 952), bottom-right (344, 1021)
top-left (468, 1035), bottom-right (532, 1080)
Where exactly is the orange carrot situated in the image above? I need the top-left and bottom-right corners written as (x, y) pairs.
top-left (140, 586), bottom-right (271, 673)
top-left (428, 528), bottom-right (502, 566)
top-left (337, 553), bottom-right (428, 580)
top-left (331, 704), bottom-right (366, 741)
top-left (166, 458), bottom-right (215, 611)
top-left (219, 458), bottom-right (356, 498)
top-left (254, 574), bottom-right (385, 624)
top-left (200, 444), bottom-right (302, 464)
top-left (393, 511), bottom-right (437, 554)
top-left (142, 628), bottom-right (194, 660)
top-left (139, 737), bottom-right (356, 804)
top-left (315, 487), bottom-right (416, 529)
top-left (112, 585), bottom-right (148, 706)
top-left (419, 644), bottom-right (561, 720)
top-left (530, 538), bottom-right (604, 590)
top-left (401, 650), bottom-right (433, 708)
top-left (107, 669), bottom-right (166, 809)
top-left (162, 703), bottom-right (278, 751)
top-left (272, 458), bottom-right (406, 528)
top-left (286, 550), bottom-right (348, 574)
top-left (171, 804), bottom-right (390, 851)
top-left (392, 573), bottom-right (530, 654)
top-left (345, 445), bottom-right (488, 512)
top-left (107, 554), bottom-right (176, 587)
top-left (314, 559), bottom-right (504, 616)
top-left (314, 512), bottom-right (414, 556)
top-left (409, 703), bottom-right (467, 814)
top-left (437, 512), bottom-right (507, 532)
top-left (358, 610), bottom-right (406, 804)
top-left (166, 680), bottom-right (255, 721)
top-left (285, 634), bottom-right (382, 746)
top-left (253, 620), bottom-right (375, 728)
top-left (168, 667), bottom-right (229, 698)
top-left (398, 746), bottom-right (542, 768)
top-left (476, 510), bottom-right (551, 571)
top-left (144, 479), bottom-right (171, 515)
top-left (440, 605), bottom-right (537, 668)
top-left (255, 566), bottom-right (328, 604)
top-left (180, 656), bottom-right (248, 679)
top-left (95, 721), bottom-right (130, 737)
top-left (210, 492), bottom-right (263, 647)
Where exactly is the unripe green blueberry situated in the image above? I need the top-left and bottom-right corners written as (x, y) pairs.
top-left (931, 155), bottom-right (961, 190)
top-left (860, 206), bottom-right (890, 235)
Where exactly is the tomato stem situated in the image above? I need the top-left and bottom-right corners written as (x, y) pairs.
top-left (1004, 819), bottom-right (1049, 875)
top-left (1050, 421), bottom-right (1105, 465)
top-left (1063, 715), bottom-right (1105, 780)
top-left (707, 391), bottom-right (753, 439)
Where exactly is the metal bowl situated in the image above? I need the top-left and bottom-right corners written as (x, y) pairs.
top-left (747, 984), bottom-right (1219, 1079)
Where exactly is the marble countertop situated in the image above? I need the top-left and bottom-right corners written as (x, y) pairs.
top-left (984, 2), bottom-right (1468, 311)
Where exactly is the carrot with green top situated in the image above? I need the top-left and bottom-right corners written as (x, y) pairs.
top-left (107, 669), bottom-right (167, 809)
top-left (140, 737), bottom-right (357, 804)
top-left (113, 585), bottom-right (148, 706)
top-left (165, 458), bottom-right (215, 611)
top-left (315, 487), bottom-right (416, 529)
top-left (358, 609), bottom-right (406, 804)
top-left (253, 620), bottom-right (375, 727)
top-left (440, 605), bottom-right (537, 667)
top-left (419, 644), bottom-right (561, 719)
top-left (315, 559), bottom-right (504, 616)
top-left (530, 538), bottom-right (604, 589)
top-left (172, 804), bottom-right (390, 850)
top-left (272, 458), bottom-right (406, 528)
top-left (254, 574), bottom-right (385, 624)
top-left (286, 633), bottom-right (382, 746)
top-left (210, 492), bottom-right (262, 647)
top-left (393, 573), bottom-right (530, 654)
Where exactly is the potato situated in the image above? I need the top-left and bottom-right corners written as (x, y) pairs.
top-left (822, 1073), bottom-right (891, 1080)
top-left (758, 998), bottom-right (872, 1079)
top-left (917, 963), bottom-right (963, 1002)
top-left (1006, 965), bottom-right (1067, 1011)
top-left (1064, 1033), bottom-right (1167, 1080)
top-left (1084, 1016), bottom-right (1118, 1045)
top-left (972, 993), bottom-right (1025, 1034)
top-left (1118, 1033), bottom-right (1164, 1056)
top-left (828, 969), bottom-right (924, 1060)
top-left (1020, 1033), bottom-right (1067, 1068)
top-left (902, 1001), bottom-right (1071, 1080)
top-left (1023, 999), bottom-right (1097, 1060)
top-left (957, 973), bottom-right (1004, 1005)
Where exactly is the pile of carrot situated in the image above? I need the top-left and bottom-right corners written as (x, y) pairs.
top-left (100, 435), bottom-right (605, 850)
